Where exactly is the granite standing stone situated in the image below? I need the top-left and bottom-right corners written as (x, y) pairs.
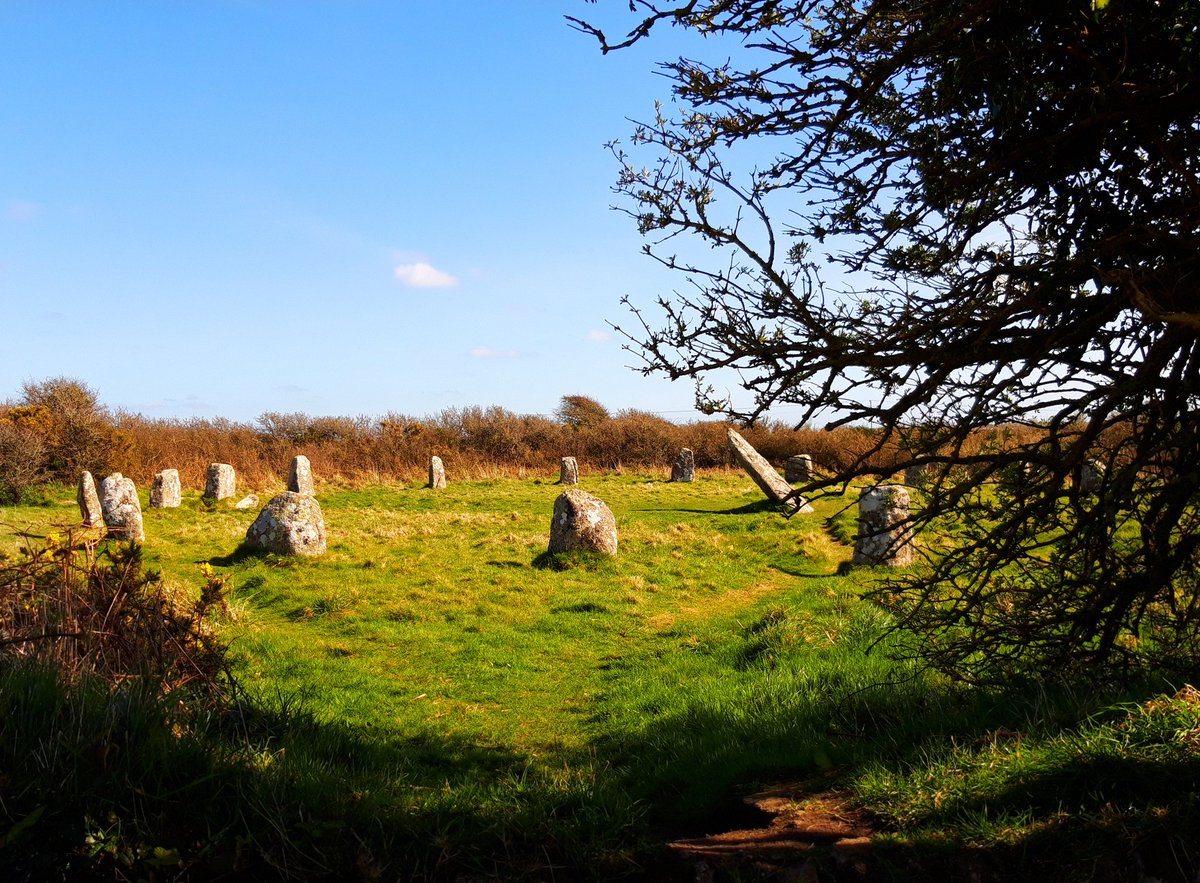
top-left (428, 456), bottom-right (447, 489)
top-left (244, 492), bottom-right (327, 556)
top-left (150, 469), bottom-right (181, 508)
top-left (205, 463), bottom-right (236, 500)
top-left (851, 485), bottom-right (914, 567)
top-left (726, 428), bottom-right (814, 513)
top-left (78, 471), bottom-right (105, 527)
top-left (99, 473), bottom-right (145, 542)
top-left (1078, 460), bottom-right (1104, 493)
top-left (559, 457), bottom-right (579, 486)
top-left (288, 455), bottom-right (314, 495)
top-left (547, 489), bottom-right (618, 555)
top-left (904, 464), bottom-right (930, 488)
top-left (785, 454), bottom-right (813, 484)
top-left (671, 448), bottom-right (695, 482)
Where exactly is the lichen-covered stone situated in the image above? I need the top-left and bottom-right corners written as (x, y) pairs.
top-left (78, 471), bottom-right (104, 527)
top-left (727, 428), bottom-right (813, 513)
top-left (428, 456), bottom-right (447, 489)
top-left (234, 494), bottom-right (259, 510)
top-left (99, 473), bottom-right (145, 542)
top-left (288, 455), bottom-right (314, 495)
top-left (851, 485), bottom-right (914, 567)
top-left (548, 489), bottom-right (617, 555)
top-left (244, 491), bottom-right (327, 556)
top-left (150, 469), bottom-right (181, 508)
top-left (559, 457), bottom-right (579, 486)
top-left (671, 448), bottom-right (695, 482)
top-left (784, 454), bottom-right (813, 484)
top-left (205, 463), bottom-right (236, 500)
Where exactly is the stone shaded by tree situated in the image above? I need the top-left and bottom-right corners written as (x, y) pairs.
top-left (150, 469), bottom-right (181, 508)
top-left (670, 447), bottom-right (695, 482)
top-left (244, 492), bottom-right (327, 556)
top-left (288, 455), bottom-right (314, 495)
top-left (548, 489), bottom-right (618, 555)
top-left (576, 0), bottom-right (1200, 682)
top-left (785, 455), bottom-right (812, 485)
top-left (205, 463), bottom-right (236, 501)
top-left (851, 486), bottom-right (915, 568)
top-left (559, 456), bottom-right (579, 486)
top-left (99, 473), bottom-right (144, 542)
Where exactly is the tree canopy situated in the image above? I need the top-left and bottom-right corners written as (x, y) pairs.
top-left (575, 0), bottom-right (1200, 682)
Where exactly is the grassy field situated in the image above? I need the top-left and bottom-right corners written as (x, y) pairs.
top-left (2, 471), bottom-right (1197, 880)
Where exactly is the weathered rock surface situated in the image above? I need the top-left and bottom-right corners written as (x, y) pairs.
top-left (99, 473), bottom-right (145, 542)
top-left (288, 455), bottom-right (314, 495)
top-left (548, 489), bottom-right (617, 555)
top-left (234, 494), bottom-right (259, 510)
top-left (726, 429), bottom-right (814, 513)
top-left (78, 471), bottom-right (104, 527)
top-left (784, 454), bottom-right (813, 484)
top-left (205, 463), bottom-right (236, 500)
top-left (150, 469), bottom-right (181, 508)
top-left (244, 492), bottom-right (327, 556)
top-left (671, 448), bottom-right (695, 483)
top-left (559, 456), bottom-right (579, 486)
top-left (851, 485), bottom-right (915, 567)
top-left (1078, 460), bottom-right (1104, 494)
top-left (904, 464), bottom-right (930, 488)
top-left (428, 456), bottom-right (447, 489)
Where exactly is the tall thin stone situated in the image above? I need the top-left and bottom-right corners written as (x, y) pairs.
top-left (670, 448), bottom-right (695, 482)
top-left (205, 463), bottom-right (236, 500)
top-left (785, 454), bottom-right (813, 484)
top-left (77, 471), bottom-right (104, 527)
top-left (150, 469), bottom-right (181, 508)
top-left (851, 485), bottom-right (914, 567)
top-left (726, 428), bottom-right (813, 513)
top-left (559, 456), bottom-right (579, 486)
top-left (99, 473), bottom-right (145, 542)
top-left (288, 455), bottom-right (314, 495)
top-left (428, 456), bottom-right (447, 489)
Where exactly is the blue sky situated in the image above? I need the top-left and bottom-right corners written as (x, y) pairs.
top-left (1, 1), bottom-right (759, 424)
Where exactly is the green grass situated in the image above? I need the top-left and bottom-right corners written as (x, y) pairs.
top-left (2, 473), bottom-right (1197, 880)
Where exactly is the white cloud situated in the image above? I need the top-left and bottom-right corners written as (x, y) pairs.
top-left (394, 261), bottom-right (457, 288)
top-left (469, 346), bottom-right (523, 360)
top-left (585, 329), bottom-right (611, 344)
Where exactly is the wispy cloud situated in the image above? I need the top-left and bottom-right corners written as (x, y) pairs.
top-left (585, 329), bottom-right (611, 344)
top-left (6, 199), bottom-right (43, 221)
top-left (469, 346), bottom-right (523, 360)
top-left (394, 261), bottom-right (457, 288)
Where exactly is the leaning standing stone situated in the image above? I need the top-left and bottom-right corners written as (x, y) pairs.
top-left (205, 463), bottom-right (236, 500)
top-left (288, 455), bottom-right (314, 494)
top-left (671, 448), bottom-right (695, 482)
top-left (78, 471), bottom-right (105, 527)
top-left (726, 428), bottom-right (814, 513)
top-left (150, 469), bottom-right (181, 508)
top-left (548, 489), bottom-right (617, 555)
top-left (559, 456), bottom-right (579, 486)
top-left (99, 473), bottom-right (145, 542)
top-left (428, 456), bottom-right (447, 489)
top-left (785, 454), bottom-right (813, 484)
top-left (244, 492), bottom-right (327, 556)
top-left (851, 485), bottom-right (914, 567)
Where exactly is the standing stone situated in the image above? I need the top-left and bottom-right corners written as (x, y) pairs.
top-left (904, 464), bottom-right (930, 488)
top-left (77, 471), bottom-right (105, 527)
top-left (99, 473), bottom-right (145, 542)
top-left (428, 456), bottom-right (447, 489)
top-left (548, 489), bottom-right (618, 555)
top-left (1078, 460), bottom-right (1104, 493)
top-left (785, 454), bottom-right (813, 484)
top-left (205, 463), bottom-right (236, 500)
top-left (234, 494), bottom-right (259, 510)
top-left (244, 491), bottom-right (327, 556)
top-left (851, 485), bottom-right (914, 567)
top-left (726, 428), bottom-right (814, 513)
top-left (150, 469), bottom-right (181, 508)
top-left (559, 456), bottom-right (579, 486)
top-left (288, 455), bottom-right (314, 495)
top-left (670, 448), bottom-right (695, 483)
